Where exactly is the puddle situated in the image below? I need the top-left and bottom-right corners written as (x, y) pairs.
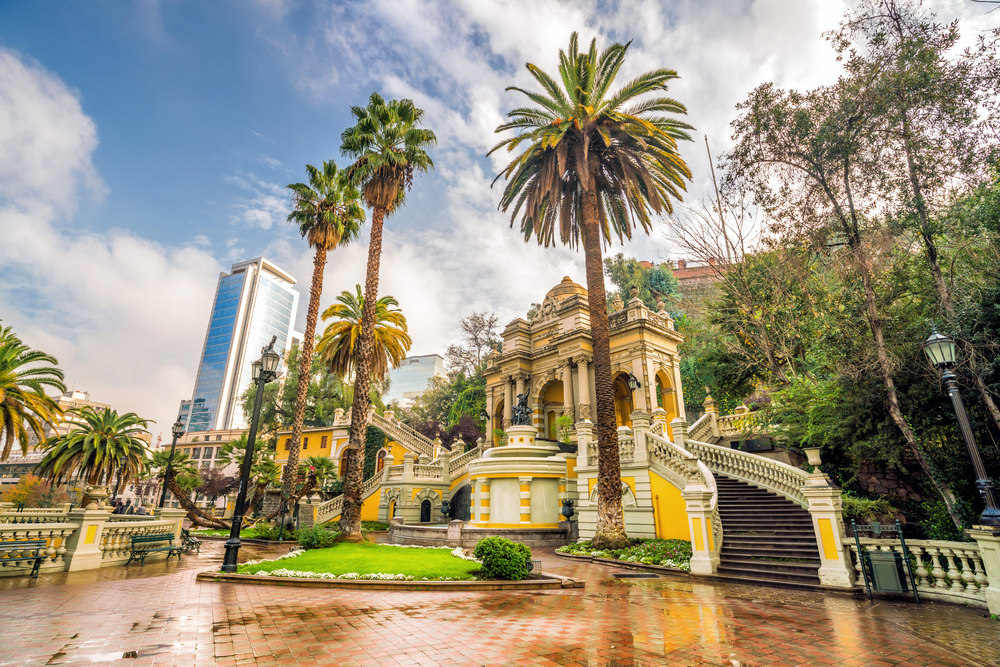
top-left (611, 572), bottom-right (660, 579)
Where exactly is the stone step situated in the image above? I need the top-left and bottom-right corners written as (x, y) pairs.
top-left (717, 558), bottom-right (821, 581)
top-left (724, 535), bottom-right (820, 546)
top-left (721, 547), bottom-right (821, 560)
top-left (719, 518), bottom-right (815, 529)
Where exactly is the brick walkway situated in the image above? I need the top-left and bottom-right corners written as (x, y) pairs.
top-left (0, 541), bottom-right (996, 666)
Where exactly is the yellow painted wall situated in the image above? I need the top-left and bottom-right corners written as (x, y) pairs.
top-left (449, 472), bottom-right (470, 492)
top-left (275, 427), bottom-right (338, 464)
top-left (328, 488), bottom-right (382, 524)
top-left (649, 470), bottom-right (690, 540)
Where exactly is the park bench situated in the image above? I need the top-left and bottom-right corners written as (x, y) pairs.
top-left (180, 529), bottom-right (201, 554)
top-left (0, 539), bottom-right (48, 579)
top-left (125, 533), bottom-right (183, 567)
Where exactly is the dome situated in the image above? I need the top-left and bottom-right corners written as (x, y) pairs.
top-left (545, 276), bottom-right (587, 302)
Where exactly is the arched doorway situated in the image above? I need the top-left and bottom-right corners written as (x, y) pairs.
top-left (614, 373), bottom-right (635, 427)
top-left (338, 456), bottom-right (347, 478)
top-left (540, 380), bottom-right (564, 440)
top-left (376, 449), bottom-right (387, 472)
top-left (420, 499), bottom-right (431, 523)
top-left (449, 483), bottom-right (471, 521)
top-left (493, 398), bottom-right (505, 442)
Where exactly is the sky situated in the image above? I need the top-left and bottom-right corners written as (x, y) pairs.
top-left (0, 0), bottom-right (995, 443)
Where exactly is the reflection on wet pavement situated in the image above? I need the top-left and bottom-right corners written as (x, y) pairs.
top-left (0, 542), bottom-right (995, 666)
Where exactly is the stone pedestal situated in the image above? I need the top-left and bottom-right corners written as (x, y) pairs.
top-left (969, 527), bottom-right (1000, 615)
top-left (157, 507), bottom-right (187, 543)
top-left (681, 488), bottom-right (718, 575)
top-left (63, 508), bottom-right (110, 572)
top-left (802, 465), bottom-right (854, 588)
top-left (447, 519), bottom-right (464, 547)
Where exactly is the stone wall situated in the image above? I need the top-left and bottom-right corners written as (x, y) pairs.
top-left (856, 463), bottom-right (923, 502)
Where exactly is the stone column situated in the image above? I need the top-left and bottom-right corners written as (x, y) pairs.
top-left (403, 452), bottom-right (415, 483)
top-left (519, 476), bottom-right (532, 524)
top-left (969, 527), bottom-right (1000, 615)
top-left (439, 448), bottom-right (451, 485)
top-left (644, 358), bottom-right (659, 411)
top-left (801, 448), bottom-right (854, 589)
top-left (504, 377), bottom-right (513, 425)
top-left (671, 417), bottom-right (689, 450)
top-left (681, 488), bottom-right (718, 575)
top-left (575, 419), bottom-right (594, 468)
top-left (631, 358), bottom-right (648, 410)
top-left (630, 409), bottom-right (650, 464)
top-left (296, 497), bottom-right (315, 529)
top-left (562, 362), bottom-right (574, 423)
top-left (515, 373), bottom-right (526, 401)
top-left (577, 355), bottom-right (592, 421)
top-left (478, 478), bottom-right (491, 523)
top-left (672, 360), bottom-right (687, 421)
top-left (62, 508), bottom-right (110, 572)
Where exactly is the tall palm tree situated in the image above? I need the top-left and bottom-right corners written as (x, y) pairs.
top-left (338, 92), bottom-right (436, 539)
top-left (316, 286), bottom-right (411, 381)
top-left (490, 33), bottom-right (693, 548)
top-left (36, 407), bottom-right (151, 490)
top-left (282, 161), bottom-right (366, 510)
top-left (0, 326), bottom-right (65, 461)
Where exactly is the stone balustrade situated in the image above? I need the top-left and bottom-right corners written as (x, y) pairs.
top-left (385, 465), bottom-right (404, 481)
top-left (0, 522), bottom-right (76, 575)
top-left (617, 431), bottom-right (635, 463)
top-left (370, 412), bottom-right (435, 457)
top-left (847, 537), bottom-right (991, 608)
top-left (717, 408), bottom-right (753, 439)
top-left (99, 519), bottom-right (179, 564)
top-left (686, 438), bottom-right (810, 508)
top-left (447, 446), bottom-right (482, 477)
top-left (413, 464), bottom-right (441, 480)
top-left (0, 507), bottom-right (76, 524)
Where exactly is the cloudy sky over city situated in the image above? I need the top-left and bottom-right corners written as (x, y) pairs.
top-left (0, 0), bottom-right (995, 440)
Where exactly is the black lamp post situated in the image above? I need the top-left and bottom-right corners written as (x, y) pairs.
top-left (158, 419), bottom-right (186, 509)
top-left (923, 328), bottom-right (1000, 527)
top-left (222, 337), bottom-right (281, 572)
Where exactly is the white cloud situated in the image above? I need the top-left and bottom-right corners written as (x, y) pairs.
top-left (0, 48), bottom-right (222, 443)
top-left (226, 172), bottom-right (290, 230)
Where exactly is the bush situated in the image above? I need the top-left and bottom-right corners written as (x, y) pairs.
top-left (297, 526), bottom-right (340, 550)
top-left (473, 536), bottom-right (531, 580)
top-left (248, 524), bottom-right (296, 541)
top-left (841, 493), bottom-right (896, 523)
top-left (362, 521), bottom-right (390, 531)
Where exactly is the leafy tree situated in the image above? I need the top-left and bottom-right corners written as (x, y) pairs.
top-left (196, 467), bottom-right (238, 505)
top-left (339, 92), bottom-right (436, 540)
top-left (445, 312), bottom-right (500, 376)
top-left (604, 254), bottom-right (679, 312)
top-left (282, 160), bottom-right (365, 511)
top-left (35, 407), bottom-right (151, 490)
top-left (317, 286), bottom-right (411, 381)
top-left (0, 325), bottom-right (65, 460)
top-left (491, 33), bottom-right (693, 548)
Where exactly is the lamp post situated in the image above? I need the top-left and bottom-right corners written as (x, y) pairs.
top-left (158, 419), bottom-right (187, 509)
top-left (923, 329), bottom-right (1000, 527)
top-left (222, 337), bottom-right (281, 572)
top-left (627, 372), bottom-right (642, 392)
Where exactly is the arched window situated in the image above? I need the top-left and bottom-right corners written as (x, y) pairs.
top-left (376, 450), bottom-right (387, 472)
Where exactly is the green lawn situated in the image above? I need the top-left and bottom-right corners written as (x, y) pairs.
top-left (237, 542), bottom-right (480, 580)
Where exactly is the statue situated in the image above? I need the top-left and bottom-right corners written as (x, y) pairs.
top-left (511, 392), bottom-right (532, 426)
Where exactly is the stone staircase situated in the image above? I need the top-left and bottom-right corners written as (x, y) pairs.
top-left (715, 475), bottom-right (822, 588)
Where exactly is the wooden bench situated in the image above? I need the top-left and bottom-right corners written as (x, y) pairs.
top-left (125, 533), bottom-right (183, 567)
top-left (180, 529), bottom-right (202, 554)
top-left (0, 540), bottom-right (48, 579)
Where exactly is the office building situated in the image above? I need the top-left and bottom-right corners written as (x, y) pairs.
top-left (384, 354), bottom-right (446, 408)
top-left (185, 258), bottom-right (300, 432)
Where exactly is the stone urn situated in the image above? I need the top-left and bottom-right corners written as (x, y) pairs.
top-left (81, 484), bottom-right (110, 510)
top-left (802, 447), bottom-right (823, 467)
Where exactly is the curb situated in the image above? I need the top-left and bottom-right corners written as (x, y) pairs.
top-left (553, 551), bottom-right (690, 578)
top-left (196, 570), bottom-right (586, 591)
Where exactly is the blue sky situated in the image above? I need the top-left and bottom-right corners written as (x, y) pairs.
top-left (0, 0), bottom-right (993, 441)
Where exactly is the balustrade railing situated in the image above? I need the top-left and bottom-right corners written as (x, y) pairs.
top-left (686, 438), bottom-right (809, 507)
top-left (314, 473), bottom-right (384, 525)
top-left (0, 522), bottom-right (76, 572)
top-left (847, 538), bottom-right (990, 606)
top-left (647, 431), bottom-right (706, 487)
top-left (717, 412), bottom-right (754, 439)
top-left (413, 465), bottom-right (441, 480)
top-left (447, 446), bottom-right (481, 477)
top-left (687, 413), bottom-right (714, 442)
top-left (370, 412), bottom-right (435, 457)
top-left (385, 465), bottom-right (404, 481)
top-left (100, 519), bottom-right (178, 564)
top-left (618, 435), bottom-right (635, 463)
top-left (0, 508), bottom-right (75, 524)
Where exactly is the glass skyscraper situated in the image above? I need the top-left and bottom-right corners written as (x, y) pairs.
top-left (185, 258), bottom-right (300, 432)
top-left (384, 354), bottom-right (446, 408)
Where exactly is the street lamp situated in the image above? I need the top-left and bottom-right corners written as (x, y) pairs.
top-left (922, 328), bottom-right (1000, 527)
top-left (222, 337), bottom-right (281, 572)
top-left (626, 372), bottom-right (642, 392)
top-left (158, 419), bottom-right (186, 509)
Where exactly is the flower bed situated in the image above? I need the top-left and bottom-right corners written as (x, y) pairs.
top-left (557, 539), bottom-right (692, 571)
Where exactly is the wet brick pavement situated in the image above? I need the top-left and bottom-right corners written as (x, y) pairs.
top-left (0, 540), bottom-right (996, 666)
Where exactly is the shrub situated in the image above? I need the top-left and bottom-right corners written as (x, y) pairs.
top-left (473, 536), bottom-right (531, 580)
top-left (248, 524), bottom-right (296, 541)
top-left (841, 493), bottom-right (896, 523)
top-left (362, 521), bottom-right (390, 531)
top-left (297, 526), bottom-right (340, 550)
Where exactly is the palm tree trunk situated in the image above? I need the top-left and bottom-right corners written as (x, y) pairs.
top-left (280, 245), bottom-right (329, 510)
top-left (581, 188), bottom-right (628, 550)
top-left (340, 207), bottom-right (385, 540)
top-left (166, 474), bottom-right (229, 530)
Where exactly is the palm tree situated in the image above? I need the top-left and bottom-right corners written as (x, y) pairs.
top-left (36, 407), bottom-right (151, 500)
top-left (0, 326), bottom-right (65, 461)
top-left (316, 286), bottom-right (411, 380)
top-left (282, 160), bottom-right (365, 510)
top-left (490, 33), bottom-right (693, 548)
top-left (338, 92), bottom-right (436, 539)
top-left (301, 455), bottom-right (337, 488)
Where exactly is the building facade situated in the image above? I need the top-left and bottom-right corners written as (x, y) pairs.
top-left (384, 354), bottom-right (446, 409)
top-left (184, 258), bottom-right (300, 433)
top-left (483, 277), bottom-right (686, 444)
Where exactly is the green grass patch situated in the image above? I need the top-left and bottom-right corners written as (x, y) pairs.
top-left (362, 521), bottom-right (390, 531)
top-left (237, 541), bottom-right (480, 580)
top-left (557, 538), bottom-right (692, 570)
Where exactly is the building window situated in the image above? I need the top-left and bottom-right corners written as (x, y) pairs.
top-left (303, 437), bottom-right (308, 450)
top-left (376, 450), bottom-right (386, 472)
top-left (285, 439), bottom-right (291, 451)
top-left (203, 447), bottom-right (213, 460)
top-left (192, 447), bottom-right (201, 459)
top-left (201, 461), bottom-right (211, 469)
top-left (321, 436), bottom-right (328, 449)
top-left (216, 435), bottom-right (222, 441)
